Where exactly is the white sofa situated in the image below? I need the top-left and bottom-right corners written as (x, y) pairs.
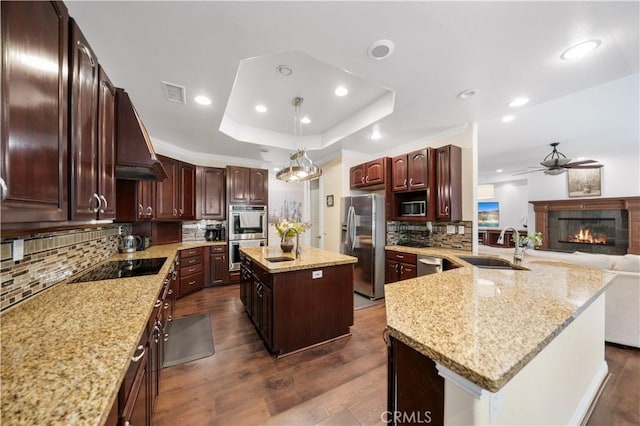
top-left (477, 245), bottom-right (640, 348)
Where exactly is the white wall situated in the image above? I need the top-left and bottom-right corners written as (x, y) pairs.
top-left (478, 180), bottom-right (529, 229)
top-left (320, 158), bottom-right (343, 252)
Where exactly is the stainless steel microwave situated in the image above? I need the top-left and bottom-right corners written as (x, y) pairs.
top-left (400, 200), bottom-right (426, 216)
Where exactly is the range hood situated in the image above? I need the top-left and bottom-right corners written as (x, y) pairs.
top-left (115, 88), bottom-right (167, 181)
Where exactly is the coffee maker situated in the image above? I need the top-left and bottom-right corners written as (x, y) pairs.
top-left (205, 224), bottom-right (225, 241)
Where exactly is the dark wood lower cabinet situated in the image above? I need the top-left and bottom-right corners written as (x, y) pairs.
top-left (121, 350), bottom-right (149, 426)
top-left (208, 245), bottom-right (227, 287)
top-left (388, 336), bottom-right (444, 426)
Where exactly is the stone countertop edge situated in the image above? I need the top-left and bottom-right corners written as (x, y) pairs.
top-left (383, 244), bottom-right (616, 393)
top-left (240, 245), bottom-right (357, 273)
top-left (0, 241), bottom-right (226, 426)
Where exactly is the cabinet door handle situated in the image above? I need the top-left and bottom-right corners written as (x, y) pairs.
top-left (394, 264), bottom-right (399, 272)
top-left (155, 300), bottom-right (162, 308)
top-left (138, 204), bottom-right (144, 216)
top-left (409, 178), bottom-right (413, 186)
top-left (168, 289), bottom-right (173, 295)
top-left (0, 177), bottom-right (8, 201)
top-left (164, 333), bottom-right (169, 342)
top-left (90, 193), bottom-right (100, 213)
top-left (403, 178), bottom-right (407, 186)
top-left (396, 255), bottom-right (404, 259)
top-left (361, 176), bottom-right (365, 183)
top-left (445, 205), bottom-right (449, 214)
top-left (147, 206), bottom-right (153, 216)
top-left (400, 265), bottom-right (404, 273)
top-left (188, 280), bottom-right (196, 286)
top-left (365, 176), bottom-right (369, 183)
top-left (131, 344), bottom-right (145, 362)
top-left (99, 195), bottom-right (108, 214)
top-left (179, 208), bottom-right (184, 216)
top-left (173, 208), bottom-right (178, 216)
top-left (188, 267), bottom-right (196, 273)
top-left (164, 302), bottom-right (169, 310)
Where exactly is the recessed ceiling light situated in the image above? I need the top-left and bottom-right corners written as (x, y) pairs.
top-left (508, 97), bottom-right (529, 108)
top-left (367, 39), bottom-right (395, 60)
top-left (457, 89), bottom-right (479, 99)
top-left (276, 64), bottom-right (293, 76)
top-left (496, 169), bottom-right (503, 173)
top-left (255, 104), bottom-right (267, 113)
top-left (561, 40), bottom-right (601, 60)
top-left (300, 116), bottom-right (311, 124)
top-left (194, 95), bottom-right (211, 106)
top-left (370, 129), bottom-right (382, 140)
top-left (502, 115), bottom-right (515, 123)
top-left (335, 86), bottom-right (349, 97)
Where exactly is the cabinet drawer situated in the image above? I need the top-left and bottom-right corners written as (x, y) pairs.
top-left (179, 271), bottom-right (204, 297)
top-left (180, 262), bottom-right (203, 276)
top-left (253, 264), bottom-right (271, 287)
top-left (179, 247), bottom-right (204, 258)
top-left (181, 255), bottom-right (203, 267)
top-left (210, 245), bottom-right (226, 254)
top-left (385, 250), bottom-right (417, 264)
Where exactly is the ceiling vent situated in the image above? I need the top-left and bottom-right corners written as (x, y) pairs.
top-left (161, 81), bottom-right (186, 104)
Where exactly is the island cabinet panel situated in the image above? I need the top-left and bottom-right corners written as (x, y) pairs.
top-left (271, 264), bottom-right (354, 355)
top-left (1, 0), bottom-right (69, 224)
top-left (388, 336), bottom-right (444, 426)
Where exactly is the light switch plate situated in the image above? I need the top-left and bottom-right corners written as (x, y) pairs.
top-left (458, 225), bottom-right (465, 235)
top-left (312, 270), bottom-right (323, 279)
top-left (446, 225), bottom-right (456, 234)
top-left (13, 239), bottom-right (24, 262)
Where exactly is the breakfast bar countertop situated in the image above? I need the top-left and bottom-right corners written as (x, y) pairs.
top-left (240, 245), bottom-right (357, 273)
top-left (383, 245), bottom-right (616, 392)
top-left (0, 241), bottom-right (225, 426)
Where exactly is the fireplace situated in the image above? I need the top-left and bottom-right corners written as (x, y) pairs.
top-left (548, 211), bottom-right (627, 255)
top-left (531, 197), bottom-right (640, 255)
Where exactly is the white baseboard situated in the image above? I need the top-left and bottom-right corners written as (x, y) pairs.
top-left (569, 360), bottom-right (609, 425)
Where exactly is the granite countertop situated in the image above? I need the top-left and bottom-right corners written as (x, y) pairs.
top-left (0, 241), bottom-right (225, 426)
top-left (383, 245), bottom-right (616, 392)
top-left (240, 245), bottom-right (357, 273)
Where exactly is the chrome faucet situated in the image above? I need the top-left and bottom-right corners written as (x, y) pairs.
top-left (497, 226), bottom-right (523, 264)
top-left (281, 227), bottom-right (301, 259)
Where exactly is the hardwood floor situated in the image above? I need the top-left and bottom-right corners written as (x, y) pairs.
top-left (154, 285), bottom-right (640, 426)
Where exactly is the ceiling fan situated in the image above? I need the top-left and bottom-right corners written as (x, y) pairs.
top-left (513, 142), bottom-right (603, 176)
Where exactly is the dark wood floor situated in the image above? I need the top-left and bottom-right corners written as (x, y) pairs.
top-left (154, 285), bottom-right (640, 426)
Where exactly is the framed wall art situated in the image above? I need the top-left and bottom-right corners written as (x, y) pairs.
top-left (568, 168), bottom-right (602, 198)
top-left (478, 202), bottom-right (499, 227)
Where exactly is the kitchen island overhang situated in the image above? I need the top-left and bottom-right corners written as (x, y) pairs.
top-left (384, 247), bottom-right (615, 426)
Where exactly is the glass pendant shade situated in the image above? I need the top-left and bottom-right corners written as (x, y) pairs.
top-left (276, 97), bottom-right (322, 182)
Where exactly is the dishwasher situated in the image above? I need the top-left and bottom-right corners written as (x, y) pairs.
top-left (417, 256), bottom-right (443, 276)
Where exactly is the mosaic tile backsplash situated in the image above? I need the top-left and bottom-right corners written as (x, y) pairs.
top-left (387, 220), bottom-right (473, 251)
top-left (1, 226), bottom-right (121, 311)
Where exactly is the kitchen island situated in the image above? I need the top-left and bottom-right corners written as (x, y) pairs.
top-left (239, 245), bottom-right (357, 356)
top-left (0, 241), bottom-right (224, 426)
top-left (384, 246), bottom-right (615, 426)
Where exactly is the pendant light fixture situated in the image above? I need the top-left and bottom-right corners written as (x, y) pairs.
top-left (276, 97), bottom-right (322, 182)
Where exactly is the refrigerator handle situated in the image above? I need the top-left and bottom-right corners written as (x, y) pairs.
top-left (345, 205), bottom-right (352, 248)
top-left (349, 206), bottom-right (357, 251)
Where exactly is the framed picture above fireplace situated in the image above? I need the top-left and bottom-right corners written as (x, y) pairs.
top-left (568, 168), bottom-right (602, 198)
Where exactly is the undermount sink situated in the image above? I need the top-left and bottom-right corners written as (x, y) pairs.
top-left (457, 256), bottom-right (529, 271)
top-left (264, 256), bottom-right (295, 263)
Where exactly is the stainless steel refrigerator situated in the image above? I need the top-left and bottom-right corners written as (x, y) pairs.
top-left (340, 194), bottom-right (386, 300)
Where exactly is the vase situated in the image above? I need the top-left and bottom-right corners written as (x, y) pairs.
top-left (280, 238), bottom-right (294, 253)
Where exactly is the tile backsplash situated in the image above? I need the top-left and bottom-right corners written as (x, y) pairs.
top-left (386, 220), bottom-right (473, 251)
top-left (1, 226), bottom-right (121, 312)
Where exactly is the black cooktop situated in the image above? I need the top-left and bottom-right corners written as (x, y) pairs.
top-left (69, 257), bottom-right (167, 284)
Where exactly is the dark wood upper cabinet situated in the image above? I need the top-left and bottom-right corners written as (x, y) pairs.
top-left (392, 149), bottom-right (428, 192)
top-left (155, 155), bottom-right (195, 220)
top-left (249, 168), bottom-right (268, 204)
top-left (69, 19), bottom-right (99, 221)
top-left (435, 144), bottom-right (462, 221)
top-left (349, 158), bottom-right (388, 189)
top-left (227, 166), bottom-right (268, 205)
top-left (196, 167), bottom-right (225, 220)
top-left (97, 67), bottom-right (116, 219)
top-left (1, 1), bottom-right (69, 224)
top-left (115, 179), bottom-right (155, 222)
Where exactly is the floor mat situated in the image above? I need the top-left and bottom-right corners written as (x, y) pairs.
top-left (163, 314), bottom-right (214, 368)
top-left (354, 292), bottom-right (378, 310)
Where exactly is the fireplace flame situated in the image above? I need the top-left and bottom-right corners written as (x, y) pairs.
top-left (570, 227), bottom-right (607, 244)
